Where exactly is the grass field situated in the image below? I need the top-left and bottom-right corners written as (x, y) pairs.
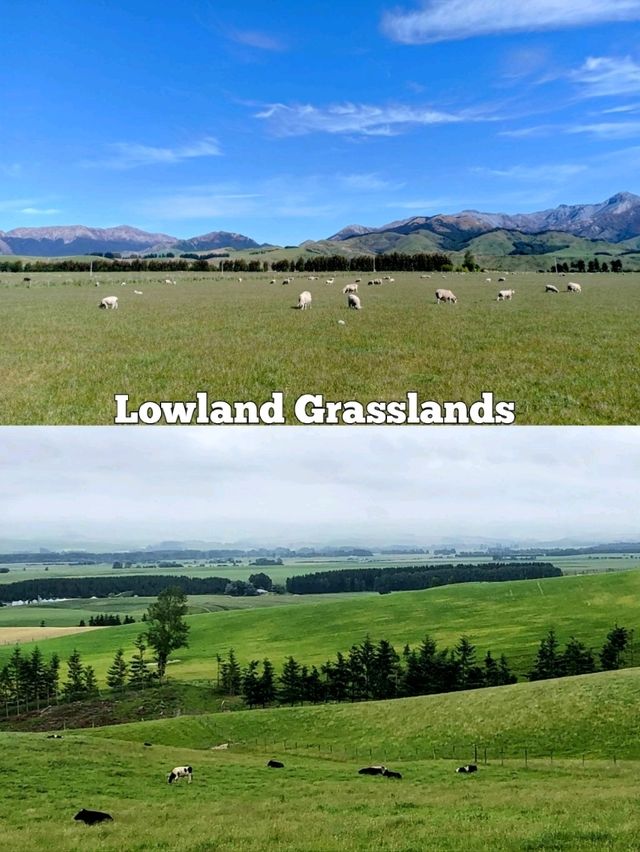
top-left (3, 568), bottom-right (640, 684)
top-left (1, 270), bottom-right (638, 424)
top-left (1, 552), bottom-right (636, 589)
top-left (4, 669), bottom-right (640, 849)
top-left (0, 625), bottom-right (101, 645)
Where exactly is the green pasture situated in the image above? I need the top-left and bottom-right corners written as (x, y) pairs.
top-left (1, 551), bottom-right (636, 589)
top-left (1, 271), bottom-right (638, 424)
top-left (3, 568), bottom-right (640, 685)
top-left (4, 668), bottom-right (640, 850)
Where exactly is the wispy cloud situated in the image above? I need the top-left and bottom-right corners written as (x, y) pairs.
top-left (382, 0), bottom-right (640, 44)
top-left (472, 164), bottom-right (587, 181)
top-left (0, 163), bottom-right (23, 179)
top-left (339, 173), bottom-right (400, 191)
top-left (570, 55), bottom-right (640, 97)
top-left (20, 207), bottom-right (61, 215)
top-left (255, 102), bottom-right (480, 137)
top-left (566, 120), bottom-right (640, 138)
top-left (499, 124), bottom-right (557, 138)
top-left (84, 137), bottom-right (222, 170)
top-left (227, 28), bottom-right (287, 51)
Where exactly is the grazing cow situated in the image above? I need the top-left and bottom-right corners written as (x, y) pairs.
top-left (143, 742), bottom-right (152, 747)
top-left (167, 765), bottom-right (193, 784)
top-left (545, 284), bottom-right (559, 293)
top-left (297, 290), bottom-right (312, 310)
top-left (382, 769), bottom-right (402, 779)
top-left (347, 293), bottom-right (362, 310)
top-left (74, 809), bottom-right (113, 825)
top-left (343, 283), bottom-right (358, 294)
top-left (46, 734), bottom-right (63, 739)
top-left (98, 296), bottom-right (118, 309)
top-left (497, 289), bottom-right (515, 301)
top-left (267, 759), bottom-right (284, 768)
top-left (435, 288), bottom-right (457, 304)
top-left (358, 765), bottom-right (386, 776)
top-left (456, 765), bottom-right (478, 774)
top-left (567, 282), bottom-right (582, 293)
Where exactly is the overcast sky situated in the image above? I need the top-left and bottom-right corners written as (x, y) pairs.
top-left (4, 1), bottom-right (640, 242)
top-left (0, 427), bottom-right (637, 551)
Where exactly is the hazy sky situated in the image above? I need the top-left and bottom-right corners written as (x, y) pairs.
top-left (0, 427), bottom-right (637, 550)
top-left (3, 1), bottom-right (640, 242)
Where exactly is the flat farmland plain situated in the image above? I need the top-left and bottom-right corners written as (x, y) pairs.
top-left (1, 271), bottom-right (638, 424)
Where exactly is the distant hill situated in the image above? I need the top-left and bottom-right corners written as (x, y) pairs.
top-left (3, 192), bottom-right (640, 258)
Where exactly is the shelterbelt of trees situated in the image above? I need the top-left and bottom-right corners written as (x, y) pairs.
top-left (286, 562), bottom-right (562, 594)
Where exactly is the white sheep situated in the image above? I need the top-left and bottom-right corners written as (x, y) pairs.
top-left (567, 282), bottom-right (582, 293)
top-left (435, 288), bottom-right (457, 304)
top-left (342, 283), bottom-right (358, 294)
top-left (545, 284), bottom-right (559, 293)
top-left (497, 289), bottom-right (515, 301)
top-left (347, 293), bottom-right (362, 310)
top-left (98, 296), bottom-right (118, 309)
top-left (297, 291), bottom-right (312, 310)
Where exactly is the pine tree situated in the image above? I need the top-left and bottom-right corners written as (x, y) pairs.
top-left (241, 660), bottom-right (261, 708)
top-left (562, 637), bottom-right (596, 676)
top-left (528, 629), bottom-right (563, 680)
top-left (257, 659), bottom-right (276, 707)
top-left (372, 639), bottom-right (400, 699)
top-left (129, 636), bottom-right (153, 688)
top-left (106, 648), bottom-right (129, 690)
top-left (63, 649), bottom-right (87, 701)
top-left (279, 656), bottom-right (303, 705)
top-left (305, 665), bottom-right (325, 704)
top-left (84, 665), bottom-right (99, 697)
top-left (220, 649), bottom-right (242, 696)
top-left (600, 625), bottom-right (633, 671)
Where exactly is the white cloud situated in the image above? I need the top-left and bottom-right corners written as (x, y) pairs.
top-left (472, 164), bottom-right (587, 181)
top-left (567, 121), bottom-right (640, 138)
top-left (382, 0), bottom-right (640, 44)
top-left (20, 207), bottom-right (61, 215)
top-left (228, 28), bottom-right (286, 51)
top-left (84, 137), bottom-right (222, 170)
top-left (570, 56), bottom-right (640, 97)
top-left (255, 102), bottom-right (471, 137)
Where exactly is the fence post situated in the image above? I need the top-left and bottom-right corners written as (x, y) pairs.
top-left (524, 747), bottom-right (528, 768)
top-left (474, 743), bottom-right (478, 763)
top-left (483, 747), bottom-right (487, 766)
top-left (500, 747), bottom-right (504, 767)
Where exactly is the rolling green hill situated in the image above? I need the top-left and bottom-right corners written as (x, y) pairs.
top-left (3, 568), bottom-right (640, 685)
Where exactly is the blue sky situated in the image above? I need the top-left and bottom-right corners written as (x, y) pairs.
top-left (3, 0), bottom-right (640, 243)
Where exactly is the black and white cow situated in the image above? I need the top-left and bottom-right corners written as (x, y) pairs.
top-left (167, 765), bottom-right (193, 784)
top-left (358, 765), bottom-right (386, 776)
top-left (456, 764), bottom-right (478, 774)
top-left (74, 809), bottom-right (113, 825)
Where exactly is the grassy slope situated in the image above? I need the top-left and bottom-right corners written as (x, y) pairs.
top-left (3, 732), bottom-right (639, 851)
top-left (1, 271), bottom-right (638, 424)
top-left (88, 666), bottom-right (640, 760)
top-left (3, 568), bottom-right (640, 684)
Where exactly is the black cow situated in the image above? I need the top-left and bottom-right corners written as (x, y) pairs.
top-left (143, 742), bottom-right (152, 747)
top-left (74, 809), bottom-right (113, 825)
top-left (358, 765), bottom-right (386, 776)
top-left (267, 759), bottom-right (284, 768)
top-left (383, 769), bottom-right (402, 779)
top-left (456, 764), bottom-right (478, 774)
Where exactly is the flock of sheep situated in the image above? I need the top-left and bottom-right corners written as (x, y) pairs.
top-left (96, 272), bottom-right (584, 314)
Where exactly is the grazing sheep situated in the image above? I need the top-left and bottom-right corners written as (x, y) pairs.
top-left (297, 290), bottom-right (312, 310)
top-left (486, 278), bottom-right (492, 282)
top-left (347, 293), bottom-right (362, 310)
top-left (326, 278), bottom-right (335, 285)
top-left (435, 288), bottom-right (457, 304)
top-left (567, 282), bottom-right (582, 293)
top-left (134, 290), bottom-right (143, 295)
top-left (343, 283), bottom-right (358, 294)
top-left (270, 279), bottom-right (276, 284)
top-left (94, 281), bottom-right (100, 287)
top-left (308, 276), bottom-right (318, 280)
top-left (497, 289), bottom-right (515, 301)
top-left (498, 276), bottom-right (506, 282)
top-left (167, 765), bottom-right (192, 784)
top-left (98, 296), bottom-right (118, 309)
top-left (354, 278), bottom-right (361, 283)
top-left (545, 284), bottom-right (559, 293)
top-left (281, 279), bottom-right (290, 286)
top-left (164, 279), bottom-right (173, 285)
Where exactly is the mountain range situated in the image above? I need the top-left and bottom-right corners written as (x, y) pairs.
top-left (2, 192), bottom-right (640, 257)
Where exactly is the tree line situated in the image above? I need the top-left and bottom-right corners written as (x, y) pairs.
top-left (548, 258), bottom-right (624, 273)
top-left (78, 614), bottom-right (137, 626)
top-left (285, 562), bottom-right (562, 595)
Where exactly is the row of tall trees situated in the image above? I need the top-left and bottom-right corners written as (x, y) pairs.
top-left (78, 614), bottom-right (136, 626)
top-left (217, 635), bottom-right (517, 709)
top-left (528, 626), bottom-right (633, 680)
top-left (286, 562), bottom-right (561, 595)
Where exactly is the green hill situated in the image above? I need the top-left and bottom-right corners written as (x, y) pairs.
top-left (3, 568), bottom-right (640, 685)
